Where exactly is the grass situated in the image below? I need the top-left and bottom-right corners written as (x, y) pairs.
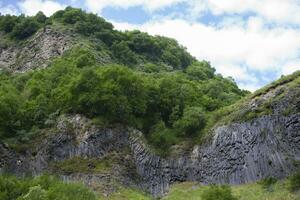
top-left (205, 70), bottom-right (300, 130)
top-left (99, 179), bottom-right (300, 200)
top-left (162, 181), bottom-right (300, 200)
top-left (99, 188), bottom-right (152, 200)
top-left (50, 155), bottom-right (118, 174)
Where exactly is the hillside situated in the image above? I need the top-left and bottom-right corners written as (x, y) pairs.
top-left (0, 7), bottom-right (300, 200)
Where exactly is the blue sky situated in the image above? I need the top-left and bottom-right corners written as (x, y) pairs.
top-left (1, 0), bottom-right (300, 91)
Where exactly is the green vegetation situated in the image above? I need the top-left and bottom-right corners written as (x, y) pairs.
top-left (0, 7), bottom-right (249, 154)
top-left (0, 174), bottom-right (97, 200)
top-left (200, 185), bottom-right (237, 200)
top-left (0, 13), bottom-right (47, 40)
top-left (51, 156), bottom-right (116, 174)
top-left (99, 188), bottom-right (152, 200)
top-left (163, 180), bottom-right (300, 200)
top-left (1, 174), bottom-right (300, 200)
top-left (0, 59), bottom-right (247, 154)
top-left (0, 7), bottom-right (194, 70)
top-left (287, 171), bottom-right (300, 192)
top-left (207, 70), bottom-right (300, 128)
top-left (258, 177), bottom-right (277, 191)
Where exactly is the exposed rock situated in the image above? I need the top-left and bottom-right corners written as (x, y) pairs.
top-left (129, 114), bottom-right (300, 197)
top-left (0, 27), bottom-right (73, 72)
top-left (1, 113), bottom-right (299, 198)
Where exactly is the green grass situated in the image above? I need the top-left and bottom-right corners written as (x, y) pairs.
top-left (251, 70), bottom-right (300, 98)
top-left (50, 155), bottom-right (117, 174)
top-left (99, 188), bottom-right (152, 200)
top-left (161, 181), bottom-right (300, 200)
top-left (99, 180), bottom-right (300, 200)
top-left (206, 70), bottom-right (300, 129)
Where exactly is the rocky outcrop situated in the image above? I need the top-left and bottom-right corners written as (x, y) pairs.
top-left (129, 114), bottom-right (300, 197)
top-left (0, 27), bottom-right (74, 72)
top-left (1, 113), bottom-right (299, 198)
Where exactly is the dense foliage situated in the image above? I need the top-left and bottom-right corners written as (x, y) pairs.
top-left (0, 175), bottom-right (96, 200)
top-left (0, 58), bottom-right (247, 153)
top-left (0, 7), bottom-right (194, 70)
top-left (0, 12), bottom-right (46, 39)
top-left (0, 7), bottom-right (249, 153)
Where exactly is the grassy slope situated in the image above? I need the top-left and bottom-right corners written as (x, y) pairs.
top-left (100, 181), bottom-right (300, 200)
top-left (206, 70), bottom-right (300, 129)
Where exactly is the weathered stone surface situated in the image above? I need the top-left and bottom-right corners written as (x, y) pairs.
top-left (0, 27), bottom-right (73, 72)
top-left (128, 114), bottom-right (300, 197)
top-left (1, 113), bottom-right (299, 198)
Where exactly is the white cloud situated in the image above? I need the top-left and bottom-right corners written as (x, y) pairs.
top-left (84, 0), bottom-right (300, 25)
top-left (282, 60), bottom-right (300, 75)
top-left (113, 17), bottom-right (300, 91)
top-left (85, 0), bottom-right (183, 13)
top-left (187, 0), bottom-right (300, 25)
top-left (18, 0), bottom-right (66, 16)
top-left (0, 4), bottom-right (19, 15)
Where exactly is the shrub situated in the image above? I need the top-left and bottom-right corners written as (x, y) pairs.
top-left (288, 171), bottom-right (300, 192)
top-left (0, 175), bottom-right (97, 200)
top-left (11, 17), bottom-right (40, 39)
top-left (174, 106), bottom-right (206, 136)
top-left (201, 185), bottom-right (237, 200)
top-left (258, 177), bottom-right (277, 191)
top-left (0, 15), bottom-right (19, 33)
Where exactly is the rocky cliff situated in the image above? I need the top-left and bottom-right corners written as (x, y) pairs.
top-left (0, 14), bottom-right (299, 198)
top-left (1, 109), bottom-right (299, 198)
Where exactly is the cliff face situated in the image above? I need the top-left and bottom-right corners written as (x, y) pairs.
top-left (131, 114), bottom-right (300, 197)
top-left (0, 27), bottom-right (74, 72)
top-left (0, 21), bottom-right (299, 198)
top-left (1, 112), bottom-right (299, 198)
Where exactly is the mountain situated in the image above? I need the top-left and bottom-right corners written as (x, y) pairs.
top-left (0, 7), bottom-right (299, 200)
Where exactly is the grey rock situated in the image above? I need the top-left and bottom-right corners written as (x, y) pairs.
top-left (0, 27), bottom-right (73, 72)
top-left (1, 113), bottom-right (299, 198)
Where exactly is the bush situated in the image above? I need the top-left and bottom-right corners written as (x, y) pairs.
top-left (11, 17), bottom-right (40, 39)
top-left (174, 106), bottom-right (206, 136)
top-left (288, 171), bottom-right (300, 192)
top-left (61, 7), bottom-right (85, 24)
top-left (111, 41), bottom-right (138, 65)
top-left (201, 185), bottom-right (237, 200)
top-left (0, 175), bottom-right (97, 200)
top-left (258, 177), bottom-right (277, 191)
top-left (0, 15), bottom-right (19, 33)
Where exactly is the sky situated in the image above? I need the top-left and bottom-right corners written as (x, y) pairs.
top-left (1, 0), bottom-right (300, 91)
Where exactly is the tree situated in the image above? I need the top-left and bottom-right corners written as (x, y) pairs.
top-left (62, 7), bottom-right (85, 24)
top-left (0, 15), bottom-right (19, 33)
top-left (111, 41), bottom-right (138, 65)
top-left (35, 11), bottom-right (47, 24)
top-left (0, 83), bottom-right (23, 138)
top-left (11, 17), bottom-right (39, 39)
top-left (174, 106), bottom-right (206, 136)
top-left (186, 61), bottom-right (215, 80)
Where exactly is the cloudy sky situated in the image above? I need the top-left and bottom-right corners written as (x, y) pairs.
top-left (1, 0), bottom-right (300, 91)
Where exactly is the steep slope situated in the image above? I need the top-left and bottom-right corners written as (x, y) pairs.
top-left (0, 7), bottom-right (299, 199)
top-left (1, 71), bottom-right (299, 197)
top-left (0, 26), bottom-right (74, 72)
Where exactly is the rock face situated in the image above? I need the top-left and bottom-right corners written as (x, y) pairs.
top-left (0, 27), bottom-right (73, 72)
top-left (1, 113), bottom-right (299, 198)
top-left (129, 114), bottom-right (300, 197)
